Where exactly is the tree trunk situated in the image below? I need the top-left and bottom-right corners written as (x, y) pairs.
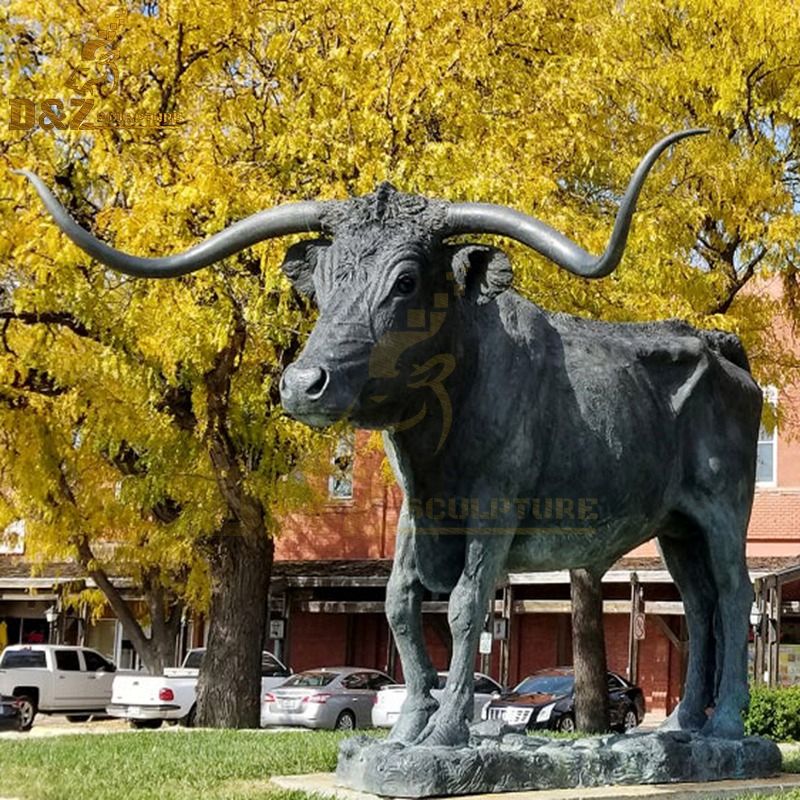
top-left (570, 568), bottom-right (610, 733)
top-left (196, 522), bottom-right (274, 728)
top-left (74, 537), bottom-right (181, 674)
top-left (196, 307), bottom-right (275, 728)
top-left (141, 606), bottom-right (180, 675)
top-left (143, 575), bottom-right (183, 674)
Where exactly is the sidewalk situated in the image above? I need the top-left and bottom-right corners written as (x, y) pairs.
top-left (638, 711), bottom-right (668, 731)
top-left (0, 716), bottom-right (129, 740)
top-left (272, 771), bottom-right (800, 800)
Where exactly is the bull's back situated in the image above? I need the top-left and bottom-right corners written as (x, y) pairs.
top-left (506, 313), bottom-right (760, 570)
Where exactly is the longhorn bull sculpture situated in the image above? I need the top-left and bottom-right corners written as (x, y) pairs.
top-left (17, 130), bottom-right (760, 746)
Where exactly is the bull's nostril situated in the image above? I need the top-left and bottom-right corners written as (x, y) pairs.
top-left (306, 367), bottom-right (329, 399)
top-left (281, 365), bottom-right (330, 403)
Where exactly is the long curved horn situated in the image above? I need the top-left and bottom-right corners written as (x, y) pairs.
top-left (13, 169), bottom-right (325, 278)
top-left (443, 129), bottom-right (708, 278)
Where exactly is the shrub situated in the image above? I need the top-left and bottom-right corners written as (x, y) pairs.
top-left (745, 684), bottom-right (800, 741)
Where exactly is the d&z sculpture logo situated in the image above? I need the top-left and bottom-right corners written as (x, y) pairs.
top-left (9, 9), bottom-right (180, 131)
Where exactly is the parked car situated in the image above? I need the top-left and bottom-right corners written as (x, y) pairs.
top-left (262, 667), bottom-right (393, 730)
top-left (108, 648), bottom-right (290, 728)
top-left (0, 644), bottom-right (118, 731)
top-left (482, 668), bottom-right (645, 733)
top-left (0, 694), bottom-right (21, 732)
top-left (372, 672), bottom-right (502, 728)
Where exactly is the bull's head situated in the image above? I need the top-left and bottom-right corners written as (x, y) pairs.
top-left (15, 129), bottom-right (706, 432)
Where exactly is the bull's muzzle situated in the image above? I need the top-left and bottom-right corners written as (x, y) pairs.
top-left (280, 364), bottom-right (329, 401)
top-left (280, 364), bottom-right (334, 425)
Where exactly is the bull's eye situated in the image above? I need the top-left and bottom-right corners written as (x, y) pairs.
top-left (394, 274), bottom-right (417, 295)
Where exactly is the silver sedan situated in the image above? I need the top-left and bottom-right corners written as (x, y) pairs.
top-left (261, 667), bottom-right (394, 730)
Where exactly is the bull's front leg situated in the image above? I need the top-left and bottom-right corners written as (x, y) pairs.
top-left (415, 535), bottom-right (511, 747)
top-left (385, 524), bottom-right (439, 743)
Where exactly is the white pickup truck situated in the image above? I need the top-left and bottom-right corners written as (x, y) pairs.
top-left (107, 648), bottom-right (291, 728)
top-left (0, 644), bottom-right (119, 731)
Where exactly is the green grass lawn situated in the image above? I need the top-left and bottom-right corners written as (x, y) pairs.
top-left (0, 729), bottom-right (348, 800)
top-left (1, 729), bottom-right (800, 800)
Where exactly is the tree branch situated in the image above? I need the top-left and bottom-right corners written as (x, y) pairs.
top-left (0, 309), bottom-right (197, 432)
top-left (202, 305), bottom-right (264, 534)
top-left (707, 246), bottom-right (767, 315)
top-left (0, 310), bottom-right (89, 337)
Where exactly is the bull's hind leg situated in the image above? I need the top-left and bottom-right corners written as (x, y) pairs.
top-left (385, 525), bottom-right (439, 743)
top-left (657, 525), bottom-right (717, 731)
top-left (700, 508), bottom-right (752, 739)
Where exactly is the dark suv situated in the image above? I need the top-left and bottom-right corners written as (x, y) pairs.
top-left (482, 667), bottom-right (645, 733)
top-left (0, 694), bottom-right (21, 732)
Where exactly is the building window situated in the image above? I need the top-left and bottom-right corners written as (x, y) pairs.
top-left (756, 385), bottom-right (778, 486)
top-left (328, 433), bottom-right (354, 500)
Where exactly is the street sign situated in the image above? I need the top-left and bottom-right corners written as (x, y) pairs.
top-left (492, 618), bottom-right (508, 641)
top-left (633, 612), bottom-right (646, 640)
top-left (269, 619), bottom-right (286, 640)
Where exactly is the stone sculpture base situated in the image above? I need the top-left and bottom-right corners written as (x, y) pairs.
top-left (336, 725), bottom-right (782, 798)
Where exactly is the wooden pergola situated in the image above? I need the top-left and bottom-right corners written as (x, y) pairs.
top-left (752, 562), bottom-right (800, 687)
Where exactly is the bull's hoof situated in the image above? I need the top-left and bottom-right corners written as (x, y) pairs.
top-left (388, 698), bottom-right (439, 744)
top-left (413, 711), bottom-right (470, 747)
top-left (658, 702), bottom-right (706, 733)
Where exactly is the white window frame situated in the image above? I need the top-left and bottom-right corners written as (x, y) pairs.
top-left (756, 385), bottom-right (778, 488)
top-left (0, 519), bottom-right (25, 554)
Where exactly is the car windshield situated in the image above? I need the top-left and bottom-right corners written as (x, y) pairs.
top-left (282, 671), bottom-right (338, 687)
top-left (513, 675), bottom-right (574, 696)
top-left (0, 650), bottom-right (46, 669)
top-left (183, 651), bottom-right (205, 669)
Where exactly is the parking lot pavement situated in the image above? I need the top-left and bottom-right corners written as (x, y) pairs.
top-left (0, 712), bottom-right (667, 740)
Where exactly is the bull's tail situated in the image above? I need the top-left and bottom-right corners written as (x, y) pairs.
top-left (700, 330), bottom-right (751, 373)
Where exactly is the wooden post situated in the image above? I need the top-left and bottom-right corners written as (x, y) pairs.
top-left (767, 578), bottom-right (779, 688)
top-left (627, 572), bottom-right (642, 684)
top-left (775, 581), bottom-right (783, 686)
top-left (499, 584), bottom-right (513, 688)
top-left (753, 578), bottom-right (763, 685)
top-left (480, 594), bottom-right (493, 676)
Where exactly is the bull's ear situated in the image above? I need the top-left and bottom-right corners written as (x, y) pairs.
top-left (448, 244), bottom-right (512, 305)
top-left (280, 239), bottom-right (331, 302)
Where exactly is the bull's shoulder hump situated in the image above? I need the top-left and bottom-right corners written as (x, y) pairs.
top-left (493, 291), bottom-right (550, 335)
top-left (544, 312), bottom-right (699, 344)
top-left (544, 313), bottom-right (751, 371)
top-left (544, 314), bottom-right (724, 417)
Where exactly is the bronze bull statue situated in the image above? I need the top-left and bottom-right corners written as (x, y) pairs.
top-left (17, 129), bottom-right (760, 745)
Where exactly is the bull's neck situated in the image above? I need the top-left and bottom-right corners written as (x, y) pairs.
top-left (387, 290), bottom-right (552, 487)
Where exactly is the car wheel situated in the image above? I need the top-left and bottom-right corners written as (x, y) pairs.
top-left (556, 713), bottom-right (575, 734)
top-left (66, 715), bottom-right (91, 723)
top-left (130, 719), bottom-right (163, 730)
top-left (334, 711), bottom-right (356, 731)
top-left (15, 696), bottom-right (36, 732)
top-left (623, 708), bottom-right (639, 731)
